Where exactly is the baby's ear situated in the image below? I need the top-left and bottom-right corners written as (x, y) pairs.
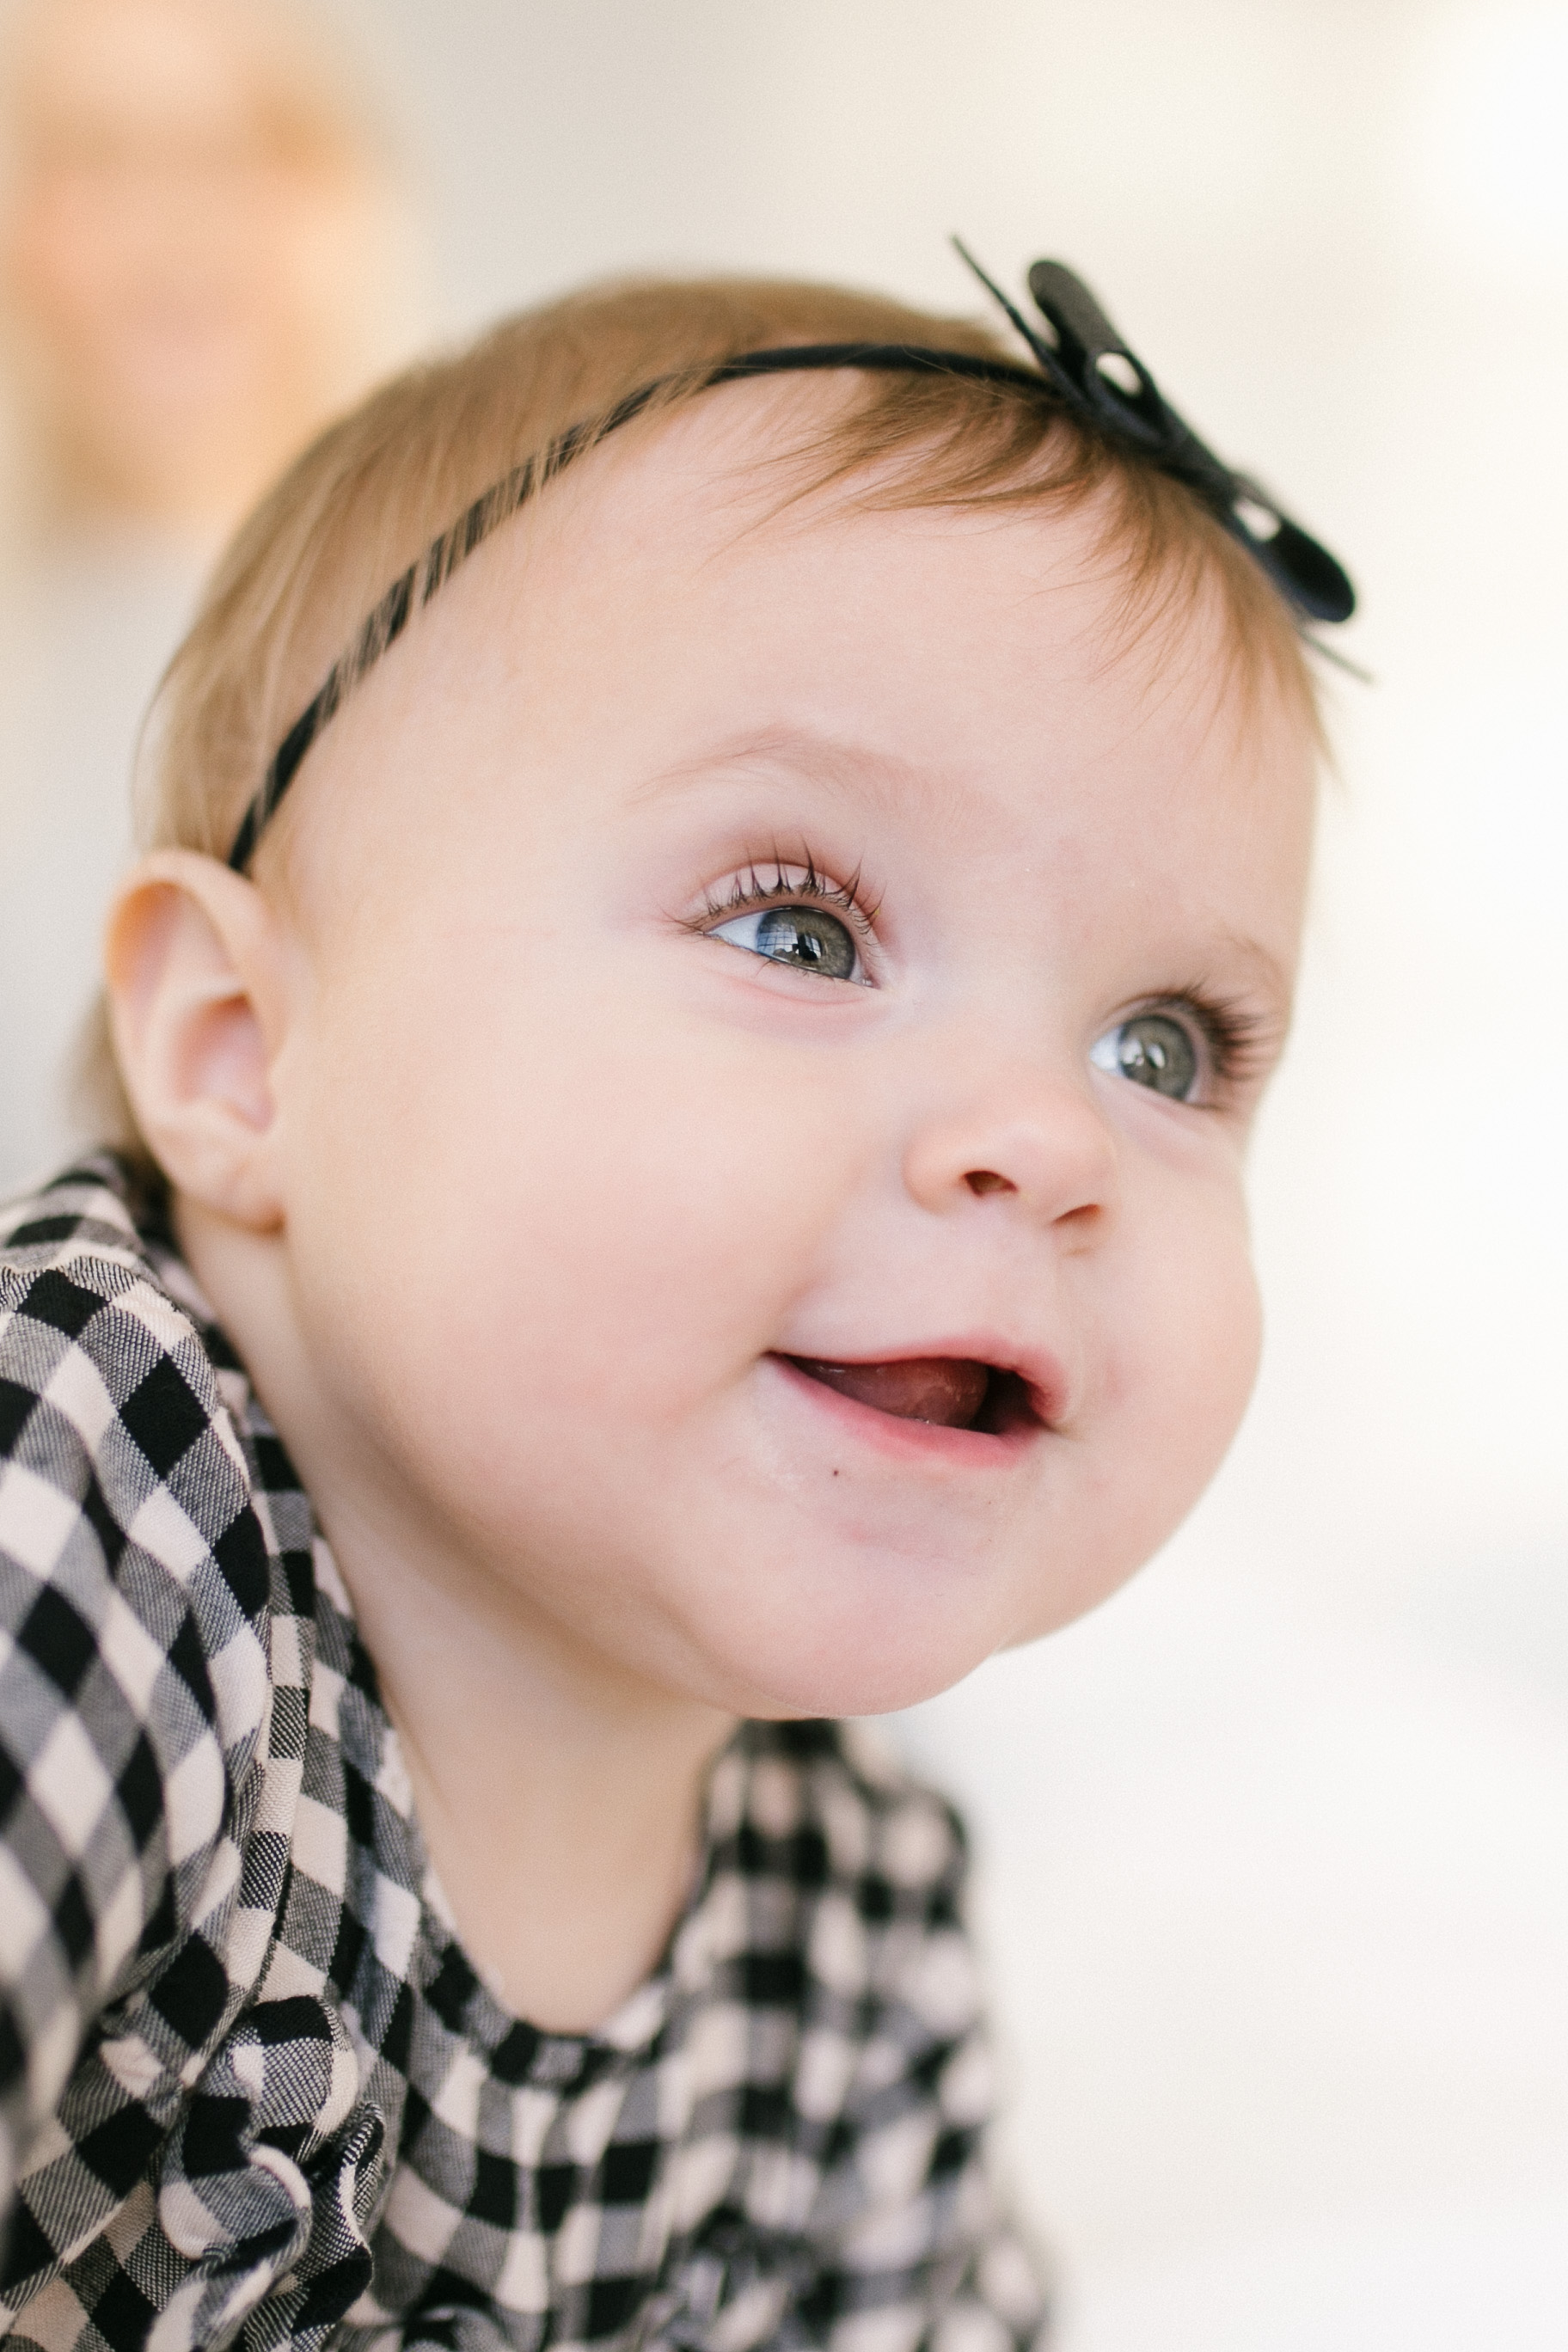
top-left (106, 851), bottom-right (291, 1230)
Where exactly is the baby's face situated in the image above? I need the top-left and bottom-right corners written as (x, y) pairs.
top-left (268, 395), bottom-right (1316, 1718)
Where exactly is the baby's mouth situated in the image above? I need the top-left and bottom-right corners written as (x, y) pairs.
top-left (785, 1355), bottom-right (1033, 1434)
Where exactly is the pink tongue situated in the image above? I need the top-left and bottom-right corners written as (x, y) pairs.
top-left (793, 1356), bottom-right (990, 1429)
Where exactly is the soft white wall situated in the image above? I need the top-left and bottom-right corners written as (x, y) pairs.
top-left (353, 3), bottom-right (1568, 2340)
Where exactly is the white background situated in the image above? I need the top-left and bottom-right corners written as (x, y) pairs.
top-left (12, 2), bottom-right (1568, 2343)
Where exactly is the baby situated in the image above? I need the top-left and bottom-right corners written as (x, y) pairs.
top-left (0, 254), bottom-right (1350, 2352)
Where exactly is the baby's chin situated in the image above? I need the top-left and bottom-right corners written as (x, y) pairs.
top-left (659, 1571), bottom-right (1029, 1724)
top-left (641, 1472), bottom-right (1177, 1722)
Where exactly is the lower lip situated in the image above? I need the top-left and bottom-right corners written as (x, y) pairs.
top-left (764, 1354), bottom-right (1040, 1468)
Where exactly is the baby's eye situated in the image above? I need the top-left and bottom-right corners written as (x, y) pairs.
top-left (709, 903), bottom-right (864, 983)
top-left (1089, 1012), bottom-right (1201, 1101)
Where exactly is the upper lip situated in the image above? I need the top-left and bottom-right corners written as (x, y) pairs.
top-left (781, 1334), bottom-right (1071, 1430)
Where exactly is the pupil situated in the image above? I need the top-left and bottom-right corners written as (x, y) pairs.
top-left (1119, 1015), bottom-right (1197, 1099)
top-left (756, 905), bottom-right (855, 980)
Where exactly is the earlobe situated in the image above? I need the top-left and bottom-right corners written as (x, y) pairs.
top-left (106, 850), bottom-right (291, 1230)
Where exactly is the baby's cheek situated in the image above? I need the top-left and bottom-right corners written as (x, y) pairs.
top-left (1120, 1198), bottom-right (1261, 1516)
top-left (1043, 1197), bottom-right (1263, 1627)
top-left (304, 994), bottom-right (856, 1466)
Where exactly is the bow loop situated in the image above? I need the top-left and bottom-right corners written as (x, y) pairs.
top-left (1025, 260), bottom-right (1177, 453)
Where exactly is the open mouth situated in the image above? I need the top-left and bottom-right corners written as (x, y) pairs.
top-left (783, 1355), bottom-right (1041, 1436)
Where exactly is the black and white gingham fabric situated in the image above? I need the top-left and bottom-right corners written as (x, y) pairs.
top-left (0, 1160), bottom-right (1048, 2352)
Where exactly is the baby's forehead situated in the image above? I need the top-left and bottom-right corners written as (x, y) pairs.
top-left (443, 395), bottom-right (1274, 763)
top-left (487, 377), bottom-right (923, 577)
top-left (440, 382), bottom-right (1132, 669)
top-left (291, 408), bottom-right (1299, 873)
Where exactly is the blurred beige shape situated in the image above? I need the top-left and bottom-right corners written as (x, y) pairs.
top-left (0, 0), bottom-right (419, 1196)
top-left (0, 0), bottom-right (415, 542)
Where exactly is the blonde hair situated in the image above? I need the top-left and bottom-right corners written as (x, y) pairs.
top-left (82, 270), bottom-right (1318, 1160)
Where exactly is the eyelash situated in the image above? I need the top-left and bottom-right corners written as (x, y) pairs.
top-left (688, 848), bottom-right (881, 946)
top-left (1160, 987), bottom-right (1276, 1094)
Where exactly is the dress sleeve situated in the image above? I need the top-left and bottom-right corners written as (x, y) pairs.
top-left (0, 1246), bottom-right (272, 2228)
top-left (799, 1798), bottom-right (1051, 2352)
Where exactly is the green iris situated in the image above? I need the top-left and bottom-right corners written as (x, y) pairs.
top-left (1110, 1014), bottom-right (1198, 1099)
top-left (752, 905), bottom-right (858, 980)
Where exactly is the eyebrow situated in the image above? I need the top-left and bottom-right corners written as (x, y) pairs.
top-left (637, 726), bottom-right (1299, 1010)
top-left (631, 725), bottom-right (934, 813)
top-left (1197, 932), bottom-right (1296, 1025)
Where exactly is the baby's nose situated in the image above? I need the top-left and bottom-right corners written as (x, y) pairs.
top-left (902, 1066), bottom-right (1118, 1233)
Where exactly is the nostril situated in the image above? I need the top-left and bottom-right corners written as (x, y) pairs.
top-left (965, 1168), bottom-right (1015, 1197)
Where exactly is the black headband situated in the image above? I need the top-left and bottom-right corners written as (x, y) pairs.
top-left (226, 246), bottom-right (1355, 873)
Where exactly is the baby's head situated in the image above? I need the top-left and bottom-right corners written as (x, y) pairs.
top-left (98, 267), bottom-right (1326, 1721)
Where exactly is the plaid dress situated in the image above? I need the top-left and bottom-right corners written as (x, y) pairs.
top-left (0, 1161), bottom-right (1047, 2352)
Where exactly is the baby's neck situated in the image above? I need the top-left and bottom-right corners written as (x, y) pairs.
top-left (363, 1577), bottom-right (734, 2032)
top-left (178, 1195), bottom-right (737, 2035)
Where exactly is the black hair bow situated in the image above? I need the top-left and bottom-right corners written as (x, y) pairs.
top-left (952, 240), bottom-right (1354, 624)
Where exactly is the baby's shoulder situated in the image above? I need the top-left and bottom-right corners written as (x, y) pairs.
top-left (0, 1154), bottom-right (273, 1774)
